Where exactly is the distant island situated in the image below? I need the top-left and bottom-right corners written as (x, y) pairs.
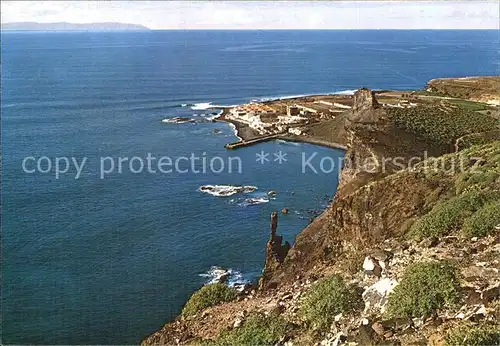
top-left (1, 22), bottom-right (150, 32)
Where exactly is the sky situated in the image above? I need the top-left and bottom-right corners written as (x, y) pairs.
top-left (2, 1), bottom-right (499, 30)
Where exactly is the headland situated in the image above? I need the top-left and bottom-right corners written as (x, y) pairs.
top-left (215, 79), bottom-right (499, 154)
top-left (144, 76), bottom-right (500, 346)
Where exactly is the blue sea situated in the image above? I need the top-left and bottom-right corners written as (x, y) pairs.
top-left (2, 30), bottom-right (498, 344)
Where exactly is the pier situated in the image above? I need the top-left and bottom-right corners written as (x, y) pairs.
top-left (276, 135), bottom-right (348, 151)
top-left (224, 134), bottom-right (347, 151)
top-left (224, 134), bottom-right (280, 149)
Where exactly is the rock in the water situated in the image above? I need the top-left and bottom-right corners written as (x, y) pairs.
top-left (217, 272), bottom-right (229, 284)
top-left (281, 208), bottom-right (289, 215)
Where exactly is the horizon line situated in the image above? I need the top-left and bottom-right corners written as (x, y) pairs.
top-left (2, 28), bottom-right (499, 32)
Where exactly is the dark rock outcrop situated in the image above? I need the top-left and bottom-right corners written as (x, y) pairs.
top-left (353, 88), bottom-right (380, 112)
top-left (259, 212), bottom-right (291, 289)
top-left (347, 88), bottom-right (382, 126)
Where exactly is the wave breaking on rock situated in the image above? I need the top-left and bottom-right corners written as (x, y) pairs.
top-left (229, 196), bottom-right (270, 207)
top-left (198, 185), bottom-right (257, 197)
top-left (161, 117), bottom-right (196, 124)
top-left (199, 266), bottom-right (251, 289)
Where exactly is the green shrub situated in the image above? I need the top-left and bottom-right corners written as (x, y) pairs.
top-left (388, 105), bottom-right (497, 146)
top-left (408, 191), bottom-right (498, 240)
top-left (386, 261), bottom-right (461, 319)
top-left (455, 171), bottom-right (500, 194)
top-left (181, 283), bottom-right (237, 317)
top-left (462, 201), bottom-right (500, 238)
top-left (445, 323), bottom-right (500, 346)
top-left (214, 311), bottom-right (290, 346)
top-left (299, 275), bottom-right (362, 332)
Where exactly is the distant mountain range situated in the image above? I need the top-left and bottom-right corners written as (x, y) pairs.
top-left (1, 22), bottom-right (150, 32)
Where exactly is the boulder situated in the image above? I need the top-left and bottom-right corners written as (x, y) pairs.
top-left (481, 283), bottom-right (500, 302)
top-left (370, 248), bottom-right (391, 262)
top-left (371, 322), bottom-right (385, 336)
top-left (331, 332), bottom-right (347, 346)
top-left (217, 272), bottom-right (229, 284)
top-left (420, 236), bottom-right (439, 248)
top-left (362, 278), bottom-right (398, 314)
top-left (233, 318), bottom-right (242, 328)
top-left (356, 324), bottom-right (382, 345)
top-left (363, 256), bottom-right (382, 277)
top-left (233, 282), bottom-right (252, 293)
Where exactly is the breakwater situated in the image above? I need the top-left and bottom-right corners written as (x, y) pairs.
top-left (224, 134), bottom-right (347, 151)
top-left (224, 134), bottom-right (280, 149)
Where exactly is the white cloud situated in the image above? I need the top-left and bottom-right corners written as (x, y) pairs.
top-left (1, 1), bottom-right (498, 29)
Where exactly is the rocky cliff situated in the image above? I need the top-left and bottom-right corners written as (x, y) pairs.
top-left (142, 85), bottom-right (500, 346)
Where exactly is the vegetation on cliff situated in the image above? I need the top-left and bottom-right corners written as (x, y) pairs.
top-left (408, 141), bottom-right (500, 240)
top-left (445, 323), bottom-right (500, 346)
top-left (408, 190), bottom-right (500, 240)
top-left (210, 311), bottom-right (291, 346)
top-left (181, 283), bottom-right (237, 317)
top-left (462, 200), bottom-right (500, 238)
top-left (388, 104), bottom-right (497, 146)
top-left (299, 275), bottom-right (363, 332)
top-left (386, 261), bottom-right (461, 318)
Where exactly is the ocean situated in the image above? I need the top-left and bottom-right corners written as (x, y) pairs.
top-left (1, 30), bottom-right (498, 344)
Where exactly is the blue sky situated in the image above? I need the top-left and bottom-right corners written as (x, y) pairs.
top-left (2, 1), bottom-right (498, 29)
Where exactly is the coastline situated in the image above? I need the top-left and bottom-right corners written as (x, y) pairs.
top-left (276, 135), bottom-right (348, 151)
top-left (212, 100), bottom-right (349, 151)
top-left (215, 108), bottom-right (263, 141)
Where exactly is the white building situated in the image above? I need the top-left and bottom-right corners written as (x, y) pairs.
top-left (288, 127), bottom-right (304, 136)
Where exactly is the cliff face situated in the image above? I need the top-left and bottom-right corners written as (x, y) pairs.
top-left (261, 87), bottom-right (451, 287)
top-left (143, 86), bottom-right (500, 346)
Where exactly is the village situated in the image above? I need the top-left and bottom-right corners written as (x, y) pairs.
top-left (222, 91), bottom-right (421, 138)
